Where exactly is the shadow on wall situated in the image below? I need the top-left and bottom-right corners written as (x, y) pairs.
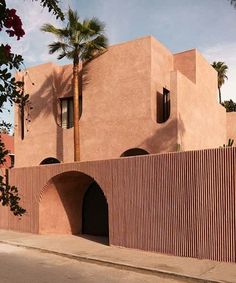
top-left (138, 117), bottom-right (185, 154)
top-left (24, 67), bottom-right (72, 162)
top-left (25, 64), bottom-right (92, 162)
top-left (177, 114), bottom-right (185, 151)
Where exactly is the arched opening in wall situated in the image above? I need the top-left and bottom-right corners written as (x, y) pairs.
top-left (120, 148), bottom-right (149, 157)
top-left (82, 182), bottom-right (108, 237)
top-left (39, 171), bottom-right (109, 243)
top-left (156, 88), bottom-right (170, 123)
top-left (40, 157), bottom-right (60, 165)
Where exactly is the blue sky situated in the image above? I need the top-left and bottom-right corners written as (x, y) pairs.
top-left (2, 0), bottom-right (236, 127)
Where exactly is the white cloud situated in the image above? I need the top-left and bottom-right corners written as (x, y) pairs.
top-left (201, 42), bottom-right (236, 102)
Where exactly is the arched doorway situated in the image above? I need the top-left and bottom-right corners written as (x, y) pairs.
top-left (82, 182), bottom-right (108, 237)
top-left (120, 148), bottom-right (149, 157)
top-left (39, 171), bottom-right (109, 240)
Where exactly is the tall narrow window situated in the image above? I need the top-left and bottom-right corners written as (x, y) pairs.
top-left (61, 97), bottom-right (73, 129)
top-left (61, 96), bottom-right (82, 129)
top-left (156, 88), bottom-right (170, 123)
top-left (163, 88), bottom-right (170, 122)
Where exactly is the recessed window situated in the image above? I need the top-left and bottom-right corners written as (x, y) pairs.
top-left (60, 96), bottom-right (82, 129)
top-left (163, 88), bottom-right (170, 122)
top-left (156, 88), bottom-right (170, 123)
top-left (61, 97), bottom-right (73, 129)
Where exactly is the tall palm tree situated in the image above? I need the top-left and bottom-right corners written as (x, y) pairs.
top-left (41, 9), bottom-right (108, 161)
top-left (211, 61), bottom-right (228, 104)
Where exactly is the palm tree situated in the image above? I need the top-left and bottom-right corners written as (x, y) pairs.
top-left (211, 61), bottom-right (228, 104)
top-left (41, 9), bottom-right (108, 161)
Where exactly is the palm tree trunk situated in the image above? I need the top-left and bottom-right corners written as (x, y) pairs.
top-left (73, 61), bottom-right (80, 161)
top-left (218, 87), bottom-right (222, 104)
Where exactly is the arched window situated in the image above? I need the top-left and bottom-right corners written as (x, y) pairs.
top-left (120, 148), bottom-right (149, 157)
top-left (40, 157), bottom-right (60, 165)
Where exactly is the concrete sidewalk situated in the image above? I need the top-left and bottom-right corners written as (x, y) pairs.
top-left (0, 230), bottom-right (235, 283)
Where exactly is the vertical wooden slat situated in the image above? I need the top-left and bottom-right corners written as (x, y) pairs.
top-left (4, 147), bottom-right (236, 263)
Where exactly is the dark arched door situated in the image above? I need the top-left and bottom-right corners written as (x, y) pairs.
top-left (82, 182), bottom-right (108, 237)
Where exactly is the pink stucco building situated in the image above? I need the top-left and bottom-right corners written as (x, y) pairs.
top-left (1, 36), bottom-right (236, 263)
top-left (14, 36), bottom-right (234, 167)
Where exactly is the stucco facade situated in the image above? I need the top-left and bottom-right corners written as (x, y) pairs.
top-left (14, 36), bottom-right (227, 167)
top-left (1, 36), bottom-right (236, 263)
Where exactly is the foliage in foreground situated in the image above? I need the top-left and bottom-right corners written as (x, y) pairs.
top-left (221, 99), bottom-right (236, 112)
top-left (0, 0), bottom-right (64, 216)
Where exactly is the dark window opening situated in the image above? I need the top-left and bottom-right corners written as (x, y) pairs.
top-left (61, 96), bottom-right (82, 129)
top-left (121, 148), bottom-right (149, 157)
top-left (163, 88), bottom-right (170, 122)
top-left (40, 157), bottom-right (60, 165)
top-left (156, 88), bottom-right (170, 123)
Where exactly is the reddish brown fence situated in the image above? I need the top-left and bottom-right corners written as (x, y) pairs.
top-left (1, 147), bottom-right (236, 262)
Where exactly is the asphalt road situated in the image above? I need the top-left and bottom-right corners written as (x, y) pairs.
top-left (0, 243), bottom-right (187, 283)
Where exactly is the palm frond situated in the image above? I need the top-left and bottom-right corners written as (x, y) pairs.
top-left (211, 61), bottom-right (228, 88)
top-left (80, 35), bottom-right (108, 61)
top-left (66, 50), bottom-right (79, 61)
top-left (87, 17), bottom-right (106, 34)
top-left (41, 23), bottom-right (59, 34)
top-left (57, 52), bottom-right (68, 60)
top-left (42, 8), bottom-right (108, 64)
top-left (41, 24), bottom-right (70, 40)
top-left (48, 41), bottom-right (70, 54)
top-left (68, 8), bottom-right (79, 30)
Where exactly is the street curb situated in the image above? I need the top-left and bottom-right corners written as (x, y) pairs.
top-left (0, 240), bottom-right (223, 283)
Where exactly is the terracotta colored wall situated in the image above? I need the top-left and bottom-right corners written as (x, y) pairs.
top-left (150, 37), bottom-right (177, 153)
top-left (14, 36), bottom-right (227, 167)
top-left (39, 171), bottom-right (93, 234)
top-left (14, 63), bottom-right (74, 167)
top-left (80, 36), bottom-right (153, 160)
top-left (14, 36), bottom-right (179, 167)
top-left (226, 112), bottom-right (236, 144)
top-left (174, 50), bottom-right (226, 151)
top-left (174, 49), bottom-right (197, 83)
top-left (3, 148), bottom-right (236, 263)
